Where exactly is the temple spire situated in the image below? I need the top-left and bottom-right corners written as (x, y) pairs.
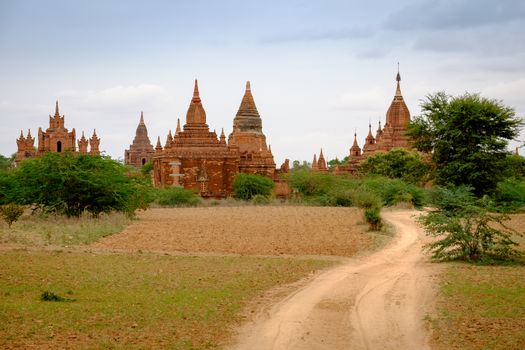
top-left (176, 118), bottom-right (181, 134)
top-left (192, 79), bottom-right (201, 103)
top-left (55, 100), bottom-right (60, 117)
top-left (246, 80), bottom-right (251, 91)
top-left (395, 64), bottom-right (402, 98)
top-left (139, 111), bottom-right (145, 125)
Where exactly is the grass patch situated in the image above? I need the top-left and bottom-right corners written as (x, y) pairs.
top-left (0, 251), bottom-right (336, 349)
top-left (0, 212), bottom-right (133, 246)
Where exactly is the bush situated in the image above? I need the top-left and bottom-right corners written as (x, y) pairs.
top-left (358, 149), bottom-right (431, 184)
top-left (8, 153), bottom-right (153, 217)
top-left (232, 173), bottom-right (275, 200)
top-left (286, 170), bottom-right (335, 196)
top-left (251, 194), bottom-right (271, 205)
top-left (153, 187), bottom-right (201, 207)
top-left (493, 178), bottom-right (525, 212)
top-left (419, 186), bottom-right (522, 262)
top-left (364, 207), bottom-right (382, 231)
top-left (0, 203), bottom-right (24, 228)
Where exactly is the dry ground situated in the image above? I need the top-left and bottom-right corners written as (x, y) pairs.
top-left (93, 207), bottom-right (374, 257)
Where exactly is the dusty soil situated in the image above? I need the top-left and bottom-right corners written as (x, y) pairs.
top-left (227, 210), bottom-right (441, 350)
top-left (92, 207), bottom-right (372, 257)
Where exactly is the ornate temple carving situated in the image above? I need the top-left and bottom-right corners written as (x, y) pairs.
top-left (125, 112), bottom-right (155, 167)
top-left (15, 101), bottom-right (100, 164)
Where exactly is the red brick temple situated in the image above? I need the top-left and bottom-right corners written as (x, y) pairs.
top-left (16, 101), bottom-right (100, 164)
top-left (124, 112), bottom-right (155, 167)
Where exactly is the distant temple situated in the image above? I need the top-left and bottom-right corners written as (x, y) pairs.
top-left (152, 80), bottom-right (286, 197)
top-left (311, 69), bottom-right (412, 173)
top-left (124, 112), bottom-right (154, 167)
top-left (16, 101), bottom-right (100, 164)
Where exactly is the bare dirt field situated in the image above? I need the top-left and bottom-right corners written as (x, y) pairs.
top-left (92, 206), bottom-right (373, 257)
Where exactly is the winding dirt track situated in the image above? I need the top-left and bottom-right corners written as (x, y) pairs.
top-left (229, 210), bottom-right (438, 350)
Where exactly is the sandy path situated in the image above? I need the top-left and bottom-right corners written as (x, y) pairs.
top-left (228, 210), bottom-right (439, 350)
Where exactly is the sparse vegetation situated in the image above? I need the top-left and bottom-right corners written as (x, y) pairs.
top-left (0, 251), bottom-right (336, 349)
top-left (0, 203), bottom-right (24, 228)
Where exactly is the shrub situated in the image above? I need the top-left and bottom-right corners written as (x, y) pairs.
top-left (286, 170), bottom-right (335, 196)
top-left (419, 186), bottom-right (522, 262)
top-left (0, 203), bottom-right (24, 228)
top-left (358, 149), bottom-right (431, 184)
top-left (251, 194), bottom-right (271, 205)
top-left (364, 207), bottom-right (382, 231)
top-left (232, 173), bottom-right (275, 200)
top-left (493, 178), bottom-right (525, 212)
top-left (153, 187), bottom-right (201, 207)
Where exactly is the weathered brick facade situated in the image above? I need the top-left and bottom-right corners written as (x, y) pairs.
top-left (16, 101), bottom-right (100, 164)
top-left (124, 112), bottom-right (155, 167)
top-left (152, 80), bottom-right (281, 197)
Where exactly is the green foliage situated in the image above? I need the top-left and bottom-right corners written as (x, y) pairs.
top-left (0, 203), bottom-right (24, 228)
top-left (364, 207), bottom-right (382, 231)
top-left (501, 154), bottom-right (525, 179)
top-left (408, 92), bottom-right (523, 196)
top-left (7, 152), bottom-right (152, 217)
top-left (0, 154), bottom-right (14, 171)
top-left (328, 156), bottom-right (348, 167)
top-left (358, 149), bottom-right (430, 184)
top-left (287, 171), bottom-right (426, 208)
top-left (493, 178), bottom-right (525, 212)
top-left (419, 186), bottom-right (522, 263)
top-left (291, 160), bottom-right (311, 171)
top-left (232, 173), bottom-right (275, 200)
top-left (141, 160), bottom-right (153, 176)
top-left (153, 187), bottom-right (201, 207)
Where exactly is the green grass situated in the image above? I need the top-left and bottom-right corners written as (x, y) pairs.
top-left (0, 211), bottom-right (133, 246)
top-left (430, 264), bottom-right (525, 350)
top-left (0, 251), bottom-right (336, 349)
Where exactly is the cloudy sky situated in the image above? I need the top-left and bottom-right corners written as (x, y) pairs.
top-left (1, 0), bottom-right (524, 164)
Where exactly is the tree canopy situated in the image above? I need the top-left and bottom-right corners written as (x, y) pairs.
top-left (358, 149), bottom-right (430, 184)
top-left (408, 92), bottom-right (522, 196)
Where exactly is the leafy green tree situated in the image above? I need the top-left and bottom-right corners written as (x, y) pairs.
top-left (292, 160), bottom-right (311, 171)
top-left (9, 152), bottom-right (151, 217)
top-left (0, 203), bottom-right (24, 228)
top-left (0, 154), bottom-right (15, 172)
top-left (232, 173), bottom-right (275, 200)
top-left (328, 157), bottom-right (348, 167)
top-left (408, 92), bottom-right (522, 196)
top-left (358, 149), bottom-right (430, 184)
top-left (419, 186), bottom-right (522, 262)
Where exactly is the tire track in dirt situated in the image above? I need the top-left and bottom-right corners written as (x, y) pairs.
top-left (228, 210), bottom-right (440, 350)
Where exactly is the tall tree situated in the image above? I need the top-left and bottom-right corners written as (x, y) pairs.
top-left (408, 92), bottom-right (522, 196)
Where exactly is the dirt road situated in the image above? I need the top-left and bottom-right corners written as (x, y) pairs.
top-left (228, 210), bottom-right (439, 350)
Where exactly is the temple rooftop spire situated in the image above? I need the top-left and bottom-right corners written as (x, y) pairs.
top-left (192, 79), bottom-right (201, 103)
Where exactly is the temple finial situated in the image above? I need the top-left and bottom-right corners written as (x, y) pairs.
top-left (140, 111), bottom-right (145, 124)
top-left (55, 100), bottom-right (60, 116)
top-left (176, 118), bottom-right (181, 134)
top-left (92, 129), bottom-right (97, 137)
top-left (396, 62), bottom-right (401, 83)
top-left (193, 79), bottom-right (199, 97)
top-left (246, 81), bottom-right (251, 91)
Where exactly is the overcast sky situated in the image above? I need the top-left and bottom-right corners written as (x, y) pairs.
top-left (1, 0), bottom-right (524, 164)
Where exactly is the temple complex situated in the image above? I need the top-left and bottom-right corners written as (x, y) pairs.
top-left (124, 112), bottom-right (155, 167)
top-left (345, 70), bottom-right (411, 173)
top-left (16, 101), bottom-right (100, 164)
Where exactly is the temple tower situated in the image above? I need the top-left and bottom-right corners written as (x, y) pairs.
top-left (125, 111), bottom-right (155, 167)
top-left (228, 81), bottom-right (276, 178)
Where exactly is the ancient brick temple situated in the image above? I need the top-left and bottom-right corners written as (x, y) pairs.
top-left (124, 112), bottom-right (155, 167)
top-left (310, 70), bottom-right (412, 173)
top-left (16, 101), bottom-right (100, 164)
top-left (228, 81), bottom-right (276, 177)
